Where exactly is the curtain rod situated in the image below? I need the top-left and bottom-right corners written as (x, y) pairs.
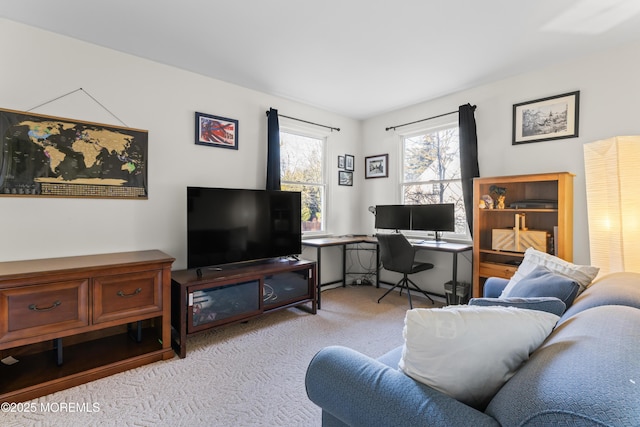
top-left (385, 109), bottom-right (459, 132)
top-left (265, 110), bottom-right (340, 132)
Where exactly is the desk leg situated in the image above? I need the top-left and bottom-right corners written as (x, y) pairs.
top-left (451, 252), bottom-right (458, 304)
top-left (316, 246), bottom-right (322, 310)
top-left (376, 243), bottom-right (380, 288)
top-left (342, 244), bottom-right (347, 287)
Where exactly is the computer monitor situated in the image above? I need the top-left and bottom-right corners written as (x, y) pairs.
top-left (374, 205), bottom-right (412, 231)
top-left (410, 203), bottom-right (455, 238)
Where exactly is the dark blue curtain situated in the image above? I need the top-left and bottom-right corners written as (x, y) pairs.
top-left (266, 108), bottom-right (281, 191)
top-left (458, 103), bottom-right (479, 235)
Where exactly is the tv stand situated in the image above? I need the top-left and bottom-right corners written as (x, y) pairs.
top-left (171, 258), bottom-right (316, 358)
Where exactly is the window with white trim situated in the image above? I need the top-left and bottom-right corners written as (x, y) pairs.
top-left (401, 123), bottom-right (469, 238)
top-left (280, 130), bottom-right (326, 234)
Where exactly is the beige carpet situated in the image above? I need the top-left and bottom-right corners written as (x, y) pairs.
top-left (3, 286), bottom-right (440, 427)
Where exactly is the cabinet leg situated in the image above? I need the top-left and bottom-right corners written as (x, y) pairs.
top-left (127, 321), bottom-right (142, 343)
top-left (53, 338), bottom-right (63, 366)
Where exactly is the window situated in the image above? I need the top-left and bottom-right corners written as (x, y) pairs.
top-left (401, 123), bottom-right (468, 237)
top-left (280, 130), bottom-right (326, 233)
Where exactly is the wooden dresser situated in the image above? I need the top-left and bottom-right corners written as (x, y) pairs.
top-left (0, 250), bottom-right (175, 402)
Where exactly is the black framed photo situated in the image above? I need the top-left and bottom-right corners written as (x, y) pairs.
top-left (512, 91), bottom-right (579, 145)
top-left (195, 112), bottom-right (238, 149)
top-left (338, 155), bottom-right (345, 169)
top-left (365, 154), bottom-right (388, 179)
top-left (338, 170), bottom-right (353, 186)
top-left (345, 154), bottom-right (355, 171)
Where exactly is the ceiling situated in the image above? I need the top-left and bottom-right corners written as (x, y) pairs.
top-left (3, 0), bottom-right (640, 119)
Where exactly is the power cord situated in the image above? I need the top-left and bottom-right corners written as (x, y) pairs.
top-left (263, 283), bottom-right (277, 302)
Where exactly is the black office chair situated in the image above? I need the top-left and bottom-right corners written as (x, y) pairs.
top-left (376, 233), bottom-right (435, 309)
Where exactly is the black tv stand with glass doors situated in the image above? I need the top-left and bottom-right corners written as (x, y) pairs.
top-left (171, 258), bottom-right (316, 358)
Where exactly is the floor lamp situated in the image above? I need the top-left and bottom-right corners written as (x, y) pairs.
top-left (583, 136), bottom-right (640, 276)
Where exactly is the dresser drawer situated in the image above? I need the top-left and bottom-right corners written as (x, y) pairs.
top-left (479, 262), bottom-right (517, 280)
top-left (0, 280), bottom-right (89, 344)
top-left (93, 270), bottom-right (162, 323)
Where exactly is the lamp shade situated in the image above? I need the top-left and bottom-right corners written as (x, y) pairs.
top-left (583, 136), bottom-right (640, 275)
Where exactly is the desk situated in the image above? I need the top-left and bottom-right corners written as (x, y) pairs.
top-left (302, 236), bottom-right (472, 309)
top-left (411, 240), bottom-right (473, 303)
top-left (301, 236), bottom-right (378, 309)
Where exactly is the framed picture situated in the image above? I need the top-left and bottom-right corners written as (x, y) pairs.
top-left (365, 154), bottom-right (389, 179)
top-left (345, 154), bottom-right (355, 171)
top-left (338, 171), bottom-right (353, 186)
top-left (338, 155), bottom-right (345, 169)
top-left (512, 91), bottom-right (579, 145)
top-left (195, 112), bottom-right (238, 149)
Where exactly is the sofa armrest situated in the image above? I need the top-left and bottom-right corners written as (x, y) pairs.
top-left (305, 346), bottom-right (499, 427)
top-left (483, 277), bottom-right (510, 298)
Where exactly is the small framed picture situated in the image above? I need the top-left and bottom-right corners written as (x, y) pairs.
top-left (195, 112), bottom-right (238, 149)
top-left (365, 154), bottom-right (388, 179)
top-left (512, 91), bottom-right (579, 145)
top-left (338, 155), bottom-right (345, 169)
top-left (338, 170), bottom-right (353, 186)
top-left (345, 154), bottom-right (355, 171)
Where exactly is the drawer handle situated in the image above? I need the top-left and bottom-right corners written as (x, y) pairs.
top-left (29, 300), bottom-right (61, 311)
top-left (117, 287), bottom-right (142, 298)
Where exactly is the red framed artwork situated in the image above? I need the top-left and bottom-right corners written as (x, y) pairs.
top-left (195, 112), bottom-right (238, 149)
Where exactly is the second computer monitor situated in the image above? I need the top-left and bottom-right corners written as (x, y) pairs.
top-left (410, 203), bottom-right (455, 232)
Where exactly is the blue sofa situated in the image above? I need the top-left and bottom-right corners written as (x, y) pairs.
top-left (305, 272), bottom-right (640, 426)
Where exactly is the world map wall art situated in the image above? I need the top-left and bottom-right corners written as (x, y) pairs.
top-left (0, 108), bottom-right (148, 199)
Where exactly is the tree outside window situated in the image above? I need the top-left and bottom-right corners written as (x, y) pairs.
top-left (402, 125), bottom-right (468, 236)
top-left (280, 131), bottom-right (325, 233)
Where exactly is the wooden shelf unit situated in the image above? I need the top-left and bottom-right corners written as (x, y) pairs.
top-left (171, 258), bottom-right (316, 358)
top-left (0, 250), bottom-right (175, 403)
top-left (472, 172), bottom-right (574, 298)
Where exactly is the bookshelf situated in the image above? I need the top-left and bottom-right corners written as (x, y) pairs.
top-left (472, 172), bottom-right (574, 297)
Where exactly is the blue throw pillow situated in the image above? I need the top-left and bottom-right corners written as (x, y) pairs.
top-left (469, 297), bottom-right (566, 317)
top-left (504, 266), bottom-right (579, 309)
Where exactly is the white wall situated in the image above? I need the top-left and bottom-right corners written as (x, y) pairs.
top-left (4, 18), bottom-right (639, 294)
top-left (0, 19), bottom-right (361, 270)
top-left (361, 39), bottom-right (640, 294)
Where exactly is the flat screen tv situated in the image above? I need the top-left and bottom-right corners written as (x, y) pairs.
top-left (411, 203), bottom-right (455, 234)
top-left (374, 205), bottom-right (412, 231)
top-left (187, 187), bottom-right (302, 269)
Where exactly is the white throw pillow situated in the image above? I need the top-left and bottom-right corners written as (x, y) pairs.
top-left (399, 305), bottom-right (559, 410)
top-left (500, 247), bottom-right (599, 298)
